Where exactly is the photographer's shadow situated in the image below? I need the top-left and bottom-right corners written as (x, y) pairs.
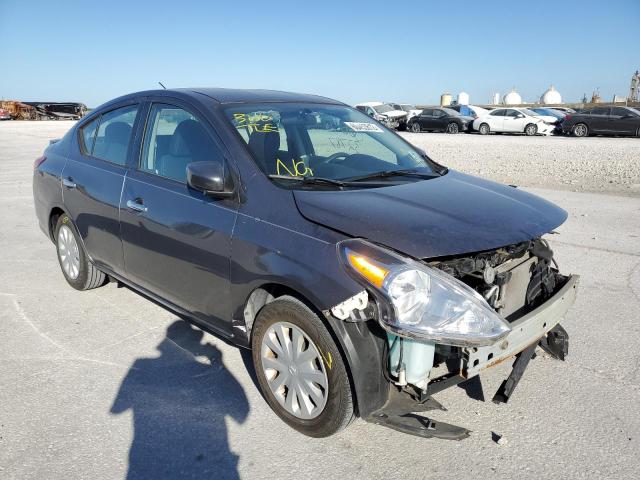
top-left (111, 320), bottom-right (249, 480)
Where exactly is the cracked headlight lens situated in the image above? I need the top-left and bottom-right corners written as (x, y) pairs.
top-left (339, 239), bottom-right (511, 347)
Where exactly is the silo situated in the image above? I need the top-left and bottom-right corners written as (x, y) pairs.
top-left (457, 92), bottom-right (470, 105)
top-left (492, 92), bottom-right (500, 105)
top-left (503, 89), bottom-right (522, 105)
top-left (540, 85), bottom-right (562, 104)
top-left (440, 93), bottom-right (452, 106)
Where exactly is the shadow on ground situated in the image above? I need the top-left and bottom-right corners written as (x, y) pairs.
top-left (111, 320), bottom-right (249, 480)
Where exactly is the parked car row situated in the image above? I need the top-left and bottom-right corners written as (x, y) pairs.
top-left (358, 101), bottom-right (640, 137)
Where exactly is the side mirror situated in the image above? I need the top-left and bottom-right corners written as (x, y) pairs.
top-left (187, 161), bottom-right (234, 198)
top-left (517, 114), bottom-right (525, 118)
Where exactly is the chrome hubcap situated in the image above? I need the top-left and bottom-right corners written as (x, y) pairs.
top-left (58, 225), bottom-right (80, 280)
top-left (575, 125), bottom-right (586, 136)
top-left (261, 321), bottom-right (328, 419)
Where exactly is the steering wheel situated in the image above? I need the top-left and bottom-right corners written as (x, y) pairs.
top-left (314, 151), bottom-right (350, 168)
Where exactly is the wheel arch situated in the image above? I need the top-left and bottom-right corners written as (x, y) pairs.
top-left (242, 282), bottom-right (389, 418)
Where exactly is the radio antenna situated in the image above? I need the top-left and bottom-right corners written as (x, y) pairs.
top-left (158, 82), bottom-right (167, 90)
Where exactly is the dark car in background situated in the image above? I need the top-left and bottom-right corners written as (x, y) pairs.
top-left (408, 107), bottom-right (474, 134)
top-left (33, 88), bottom-right (578, 440)
top-left (562, 106), bottom-right (640, 137)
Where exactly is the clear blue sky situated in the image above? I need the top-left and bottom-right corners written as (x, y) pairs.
top-left (1, 0), bottom-right (638, 107)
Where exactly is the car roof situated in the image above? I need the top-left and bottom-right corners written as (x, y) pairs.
top-left (99, 88), bottom-right (345, 109)
top-left (355, 101), bottom-right (384, 107)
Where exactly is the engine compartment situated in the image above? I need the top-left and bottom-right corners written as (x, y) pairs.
top-left (386, 237), bottom-right (568, 394)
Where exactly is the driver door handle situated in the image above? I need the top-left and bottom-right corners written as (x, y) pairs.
top-left (62, 177), bottom-right (76, 189)
top-left (126, 199), bottom-right (148, 213)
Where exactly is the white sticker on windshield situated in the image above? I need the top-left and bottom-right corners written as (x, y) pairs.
top-left (344, 122), bottom-right (383, 133)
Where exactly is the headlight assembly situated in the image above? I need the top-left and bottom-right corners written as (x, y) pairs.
top-left (338, 239), bottom-right (511, 347)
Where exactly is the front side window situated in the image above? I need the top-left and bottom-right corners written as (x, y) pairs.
top-left (91, 105), bottom-right (138, 165)
top-left (225, 103), bottom-right (436, 185)
top-left (612, 107), bottom-right (636, 117)
top-left (140, 104), bottom-right (222, 183)
top-left (505, 109), bottom-right (520, 117)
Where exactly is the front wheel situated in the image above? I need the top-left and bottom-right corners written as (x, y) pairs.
top-left (524, 123), bottom-right (538, 136)
top-left (478, 123), bottom-right (490, 135)
top-left (572, 123), bottom-right (589, 137)
top-left (55, 214), bottom-right (106, 290)
top-left (410, 122), bottom-right (421, 133)
top-left (251, 296), bottom-right (354, 437)
top-left (446, 122), bottom-right (460, 134)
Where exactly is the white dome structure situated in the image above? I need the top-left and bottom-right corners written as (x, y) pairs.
top-left (457, 91), bottom-right (470, 105)
top-left (540, 85), bottom-right (562, 104)
top-left (503, 89), bottom-right (522, 105)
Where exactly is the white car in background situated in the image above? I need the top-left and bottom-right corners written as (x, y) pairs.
top-left (473, 107), bottom-right (556, 136)
top-left (355, 102), bottom-right (408, 130)
top-left (391, 103), bottom-right (422, 121)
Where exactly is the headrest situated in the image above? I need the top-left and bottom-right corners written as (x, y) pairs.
top-left (104, 122), bottom-right (132, 145)
top-left (169, 119), bottom-right (210, 158)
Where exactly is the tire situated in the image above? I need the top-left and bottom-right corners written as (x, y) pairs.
top-left (524, 123), bottom-right (538, 136)
top-left (446, 122), bottom-right (460, 134)
top-left (478, 123), bottom-right (490, 135)
top-left (410, 122), bottom-right (421, 133)
top-left (572, 123), bottom-right (588, 137)
top-left (54, 214), bottom-right (106, 290)
top-left (251, 296), bottom-right (354, 437)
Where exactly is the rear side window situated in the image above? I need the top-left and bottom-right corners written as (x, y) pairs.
top-left (491, 109), bottom-right (506, 116)
top-left (91, 105), bottom-right (138, 165)
top-left (80, 117), bottom-right (99, 154)
top-left (592, 107), bottom-right (610, 115)
top-left (140, 104), bottom-right (223, 183)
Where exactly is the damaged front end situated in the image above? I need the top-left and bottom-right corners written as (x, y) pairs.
top-left (332, 238), bottom-right (578, 439)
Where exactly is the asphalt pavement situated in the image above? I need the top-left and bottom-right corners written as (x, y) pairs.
top-left (1, 122), bottom-right (639, 479)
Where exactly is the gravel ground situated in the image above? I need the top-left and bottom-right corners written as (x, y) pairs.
top-left (400, 131), bottom-right (640, 196)
top-left (1, 121), bottom-right (639, 479)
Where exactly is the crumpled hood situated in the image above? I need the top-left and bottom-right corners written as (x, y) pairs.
top-left (293, 170), bottom-right (567, 259)
top-left (380, 110), bottom-right (408, 119)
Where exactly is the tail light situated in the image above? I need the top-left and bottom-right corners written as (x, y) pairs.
top-left (565, 115), bottom-right (572, 121)
top-left (34, 155), bottom-right (47, 169)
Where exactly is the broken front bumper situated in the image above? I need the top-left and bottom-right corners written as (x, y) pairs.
top-left (365, 275), bottom-right (579, 440)
top-left (462, 274), bottom-right (579, 379)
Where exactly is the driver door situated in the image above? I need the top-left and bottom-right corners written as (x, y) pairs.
top-left (119, 99), bottom-right (238, 333)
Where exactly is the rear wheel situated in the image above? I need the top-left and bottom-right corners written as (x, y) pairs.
top-left (55, 214), bottom-right (106, 290)
top-left (410, 122), bottom-right (421, 133)
top-left (478, 123), bottom-right (490, 135)
top-left (524, 123), bottom-right (538, 136)
top-left (446, 122), bottom-right (460, 134)
top-left (572, 123), bottom-right (588, 137)
top-left (251, 296), bottom-right (354, 437)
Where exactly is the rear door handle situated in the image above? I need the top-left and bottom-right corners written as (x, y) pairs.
top-left (126, 199), bottom-right (148, 213)
top-left (62, 177), bottom-right (76, 189)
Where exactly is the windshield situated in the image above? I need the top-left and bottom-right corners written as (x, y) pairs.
top-left (627, 107), bottom-right (640, 116)
top-left (225, 103), bottom-right (436, 186)
top-left (522, 109), bottom-right (540, 117)
top-left (400, 104), bottom-right (415, 111)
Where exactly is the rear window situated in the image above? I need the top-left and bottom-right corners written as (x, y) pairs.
top-left (83, 105), bottom-right (138, 165)
top-left (80, 117), bottom-right (99, 154)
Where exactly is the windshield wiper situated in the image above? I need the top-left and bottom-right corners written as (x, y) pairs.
top-left (344, 169), bottom-right (439, 182)
top-left (268, 174), bottom-right (352, 188)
